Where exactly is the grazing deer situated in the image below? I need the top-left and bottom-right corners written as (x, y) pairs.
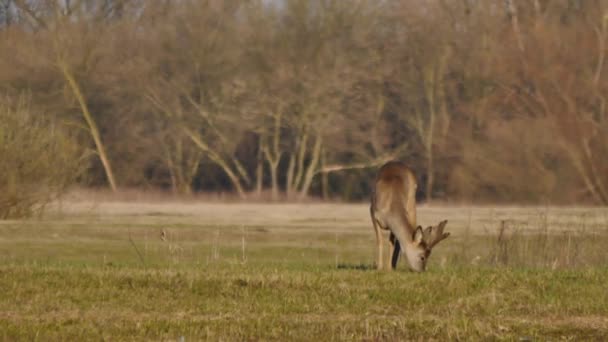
top-left (370, 161), bottom-right (450, 271)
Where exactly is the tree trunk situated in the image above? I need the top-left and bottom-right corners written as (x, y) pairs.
top-left (286, 154), bottom-right (296, 199)
top-left (564, 145), bottom-right (605, 204)
top-left (298, 134), bottom-right (322, 199)
top-left (425, 148), bottom-right (434, 203)
top-left (581, 138), bottom-right (608, 204)
top-left (270, 161), bottom-right (279, 200)
top-left (262, 142), bottom-right (281, 201)
top-left (506, 0), bottom-right (525, 52)
top-left (286, 129), bottom-right (309, 200)
top-left (423, 64), bottom-right (436, 202)
top-left (255, 141), bottom-right (263, 197)
top-left (59, 61), bottom-right (118, 192)
top-left (183, 128), bottom-right (247, 199)
top-left (209, 155), bottom-right (247, 199)
top-left (293, 130), bottom-right (309, 192)
top-left (321, 149), bottom-right (329, 200)
top-left (166, 154), bottom-right (179, 194)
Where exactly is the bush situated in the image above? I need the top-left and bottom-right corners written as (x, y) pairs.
top-left (0, 98), bottom-right (83, 219)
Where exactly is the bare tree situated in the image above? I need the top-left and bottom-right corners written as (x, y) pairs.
top-left (494, 0), bottom-right (608, 204)
top-left (383, 1), bottom-right (458, 202)
top-left (142, 1), bottom-right (253, 198)
top-left (13, 0), bottom-right (121, 191)
top-left (2, 0), bottom-right (605, 204)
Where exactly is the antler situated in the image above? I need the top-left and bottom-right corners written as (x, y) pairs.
top-left (423, 220), bottom-right (450, 249)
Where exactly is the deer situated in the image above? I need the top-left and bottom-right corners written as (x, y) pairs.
top-left (370, 161), bottom-right (450, 272)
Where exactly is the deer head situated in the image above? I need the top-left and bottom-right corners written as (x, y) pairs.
top-left (405, 220), bottom-right (450, 272)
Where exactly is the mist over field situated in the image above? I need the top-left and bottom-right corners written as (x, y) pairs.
top-left (1, 0), bottom-right (608, 340)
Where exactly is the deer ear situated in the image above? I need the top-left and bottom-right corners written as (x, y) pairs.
top-left (413, 227), bottom-right (424, 245)
top-left (422, 226), bottom-right (433, 241)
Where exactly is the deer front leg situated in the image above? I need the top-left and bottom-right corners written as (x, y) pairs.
top-left (389, 232), bottom-right (401, 270)
top-left (371, 207), bottom-right (384, 270)
top-left (373, 219), bottom-right (384, 270)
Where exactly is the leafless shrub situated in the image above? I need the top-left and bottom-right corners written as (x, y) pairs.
top-left (0, 97), bottom-right (83, 218)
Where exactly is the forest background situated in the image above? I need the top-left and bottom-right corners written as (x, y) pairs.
top-left (1, 0), bottom-right (607, 218)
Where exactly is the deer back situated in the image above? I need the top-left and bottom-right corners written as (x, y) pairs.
top-left (372, 161), bottom-right (417, 230)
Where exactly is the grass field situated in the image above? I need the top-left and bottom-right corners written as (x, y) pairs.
top-left (1, 200), bottom-right (608, 340)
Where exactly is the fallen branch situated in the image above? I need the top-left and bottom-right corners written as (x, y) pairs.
top-left (315, 156), bottom-right (396, 175)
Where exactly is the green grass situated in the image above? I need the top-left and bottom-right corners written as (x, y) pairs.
top-left (0, 202), bottom-right (607, 340)
top-left (1, 265), bottom-right (607, 340)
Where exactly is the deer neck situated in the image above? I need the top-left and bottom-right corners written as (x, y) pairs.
top-left (387, 210), bottom-right (426, 271)
top-left (386, 205), bottom-right (415, 245)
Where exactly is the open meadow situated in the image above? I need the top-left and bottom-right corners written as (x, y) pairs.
top-left (1, 200), bottom-right (608, 340)
top-left (3, 1), bottom-right (608, 341)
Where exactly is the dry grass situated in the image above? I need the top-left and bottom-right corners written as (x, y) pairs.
top-left (1, 199), bottom-right (608, 340)
top-left (52, 197), bottom-right (608, 231)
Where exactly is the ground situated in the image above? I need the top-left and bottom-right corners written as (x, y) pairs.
top-left (1, 200), bottom-right (607, 340)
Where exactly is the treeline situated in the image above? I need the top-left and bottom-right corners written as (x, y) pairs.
top-left (0, 0), bottom-right (607, 205)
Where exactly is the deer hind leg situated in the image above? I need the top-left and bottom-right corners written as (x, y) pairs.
top-left (371, 207), bottom-right (384, 270)
top-left (389, 232), bottom-right (401, 270)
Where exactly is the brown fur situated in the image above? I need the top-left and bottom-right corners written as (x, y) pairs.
top-left (370, 161), bottom-right (419, 270)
